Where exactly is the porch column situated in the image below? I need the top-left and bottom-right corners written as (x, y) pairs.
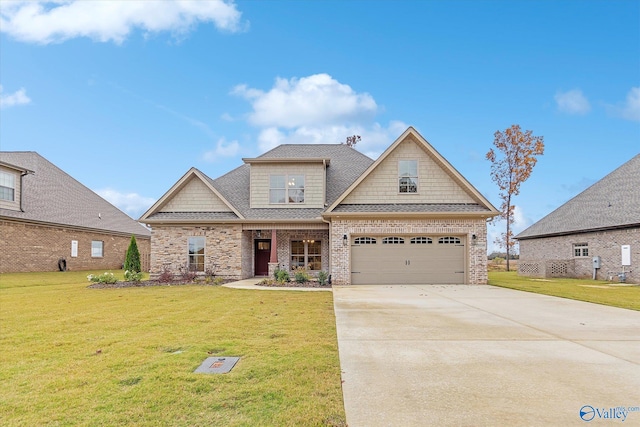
top-left (268, 229), bottom-right (279, 277)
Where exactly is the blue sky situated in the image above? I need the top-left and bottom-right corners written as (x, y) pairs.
top-left (1, 0), bottom-right (638, 253)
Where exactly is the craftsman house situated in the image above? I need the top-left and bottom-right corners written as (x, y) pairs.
top-left (516, 154), bottom-right (639, 284)
top-left (140, 127), bottom-right (499, 285)
top-left (0, 152), bottom-right (151, 273)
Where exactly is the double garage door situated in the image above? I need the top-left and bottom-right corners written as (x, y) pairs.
top-left (351, 235), bottom-right (466, 285)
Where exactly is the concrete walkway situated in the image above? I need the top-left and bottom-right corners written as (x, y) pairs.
top-left (333, 284), bottom-right (640, 426)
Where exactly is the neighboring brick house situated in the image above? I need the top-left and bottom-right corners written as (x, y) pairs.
top-left (0, 152), bottom-right (151, 273)
top-left (516, 154), bottom-right (639, 284)
top-left (140, 127), bottom-right (499, 285)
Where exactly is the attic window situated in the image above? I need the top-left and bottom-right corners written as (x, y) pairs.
top-left (398, 160), bottom-right (418, 193)
top-left (269, 175), bottom-right (305, 204)
top-left (0, 171), bottom-right (15, 201)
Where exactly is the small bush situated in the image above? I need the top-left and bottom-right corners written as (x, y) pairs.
top-left (157, 266), bottom-right (174, 283)
top-left (178, 265), bottom-right (198, 283)
top-left (493, 257), bottom-right (505, 265)
top-left (275, 269), bottom-right (290, 283)
top-left (124, 270), bottom-right (143, 282)
top-left (87, 272), bottom-right (118, 284)
top-left (317, 271), bottom-right (329, 286)
top-left (293, 267), bottom-right (310, 283)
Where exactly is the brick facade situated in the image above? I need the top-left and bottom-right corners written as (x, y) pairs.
top-left (0, 220), bottom-right (150, 273)
top-left (329, 217), bottom-right (488, 285)
top-left (518, 227), bottom-right (639, 284)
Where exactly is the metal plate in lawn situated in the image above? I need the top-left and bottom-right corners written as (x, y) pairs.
top-left (194, 357), bottom-right (240, 374)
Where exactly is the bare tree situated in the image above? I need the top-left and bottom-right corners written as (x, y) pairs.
top-left (486, 124), bottom-right (544, 271)
top-left (342, 135), bottom-right (361, 147)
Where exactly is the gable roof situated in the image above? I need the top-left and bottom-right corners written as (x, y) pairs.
top-left (516, 154), bottom-right (640, 239)
top-left (0, 151), bottom-right (150, 237)
top-left (325, 126), bottom-right (499, 217)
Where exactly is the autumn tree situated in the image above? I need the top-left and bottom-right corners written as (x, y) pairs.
top-left (342, 135), bottom-right (361, 147)
top-left (486, 124), bottom-right (544, 271)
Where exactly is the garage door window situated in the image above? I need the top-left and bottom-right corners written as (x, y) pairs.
top-left (382, 237), bottom-right (405, 244)
top-left (411, 237), bottom-right (433, 244)
top-left (438, 237), bottom-right (461, 244)
top-left (354, 237), bottom-right (376, 245)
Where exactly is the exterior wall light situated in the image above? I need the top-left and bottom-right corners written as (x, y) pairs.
top-left (343, 234), bottom-right (348, 246)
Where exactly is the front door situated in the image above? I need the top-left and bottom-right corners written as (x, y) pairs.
top-left (254, 239), bottom-right (271, 276)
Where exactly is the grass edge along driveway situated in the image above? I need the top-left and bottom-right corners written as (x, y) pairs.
top-left (488, 271), bottom-right (640, 311)
top-left (0, 270), bottom-right (346, 427)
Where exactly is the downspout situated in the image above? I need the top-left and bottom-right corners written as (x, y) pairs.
top-left (19, 170), bottom-right (34, 212)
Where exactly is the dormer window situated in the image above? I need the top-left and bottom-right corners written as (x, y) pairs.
top-left (270, 174), bottom-right (305, 204)
top-left (0, 171), bottom-right (15, 201)
top-left (398, 160), bottom-right (418, 193)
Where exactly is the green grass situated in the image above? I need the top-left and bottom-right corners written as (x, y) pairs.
top-left (488, 271), bottom-right (640, 311)
top-left (0, 270), bottom-right (346, 426)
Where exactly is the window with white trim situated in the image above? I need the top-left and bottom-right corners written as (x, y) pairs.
top-left (291, 240), bottom-right (321, 270)
top-left (0, 171), bottom-right (15, 201)
top-left (91, 241), bottom-right (104, 257)
top-left (269, 174), bottom-right (305, 204)
top-left (398, 160), bottom-right (418, 193)
top-left (188, 237), bottom-right (205, 271)
top-left (573, 243), bottom-right (589, 257)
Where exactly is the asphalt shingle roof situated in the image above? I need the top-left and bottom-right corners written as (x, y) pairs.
top-left (0, 152), bottom-right (150, 237)
top-left (516, 154), bottom-right (640, 239)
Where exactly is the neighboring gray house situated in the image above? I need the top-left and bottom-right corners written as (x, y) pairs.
top-left (0, 152), bottom-right (151, 273)
top-left (516, 154), bottom-right (639, 284)
top-left (141, 127), bottom-right (499, 285)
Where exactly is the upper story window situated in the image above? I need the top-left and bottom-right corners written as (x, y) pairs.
top-left (573, 243), bottom-right (589, 257)
top-left (0, 171), bottom-right (15, 201)
top-left (398, 160), bottom-right (418, 193)
top-left (270, 175), bottom-right (305, 204)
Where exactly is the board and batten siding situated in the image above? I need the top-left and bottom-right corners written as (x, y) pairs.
top-left (249, 163), bottom-right (325, 208)
top-left (159, 177), bottom-right (232, 212)
top-left (343, 137), bottom-right (476, 204)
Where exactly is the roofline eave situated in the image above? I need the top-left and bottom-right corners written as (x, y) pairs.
top-left (516, 222), bottom-right (640, 240)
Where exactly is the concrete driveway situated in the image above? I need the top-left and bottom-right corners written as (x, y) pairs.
top-left (333, 285), bottom-right (640, 426)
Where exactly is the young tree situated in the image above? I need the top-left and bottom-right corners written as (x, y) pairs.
top-left (124, 235), bottom-right (141, 273)
top-left (486, 124), bottom-right (544, 271)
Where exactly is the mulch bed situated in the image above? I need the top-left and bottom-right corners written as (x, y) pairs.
top-left (258, 281), bottom-right (332, 288)
top-left (87, 279), bottom-right (235, 289)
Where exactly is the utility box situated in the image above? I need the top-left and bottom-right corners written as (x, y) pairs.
top-left (592, 256), bottom-right (601, 269)
top-left (621, 245), bottom-right (631, 266)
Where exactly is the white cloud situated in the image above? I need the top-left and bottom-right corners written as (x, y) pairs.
top-left (95, 188), bottom-right (156, 219)
top-left (0, 84), bottom-right (31, 108)
top-left (618, 87), bottom-right (640, 122)
top-left (554, 89), bottom-right (591, 115)
top-left (234, 73), bottom-right (405, 155)
top-left (0, 0), bottom-right (246, 44)
top-left (233, 73), bottom-right (378, 128)
top-left (203, 137), bottom-right (240, 161)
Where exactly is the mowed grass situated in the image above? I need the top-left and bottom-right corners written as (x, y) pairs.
top-left (488, 271), bottom-right (640, 311)
top-left (0, 271), bottom-right (346, 426)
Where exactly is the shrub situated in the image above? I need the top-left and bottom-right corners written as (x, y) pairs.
top-left (317, 271), bottom-right (329, 286)
top-left (493, 257), bottom-right (505, 265)
top-left (124, 270), bottom-right (143, 282)
top-left (124, 235), bottom-right (141, 273)
top-left (293, 267), bottom-right (310, 283)
top-left (274, 268), bottom-right (290, 283)
top-left (157, 266), bottom-right (174, 283)
top-left (87, 272), bottom-right (118, 284)
top-left (178, 265), bottom-right (198, 283)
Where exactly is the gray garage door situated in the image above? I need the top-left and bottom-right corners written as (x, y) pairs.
top-left (351, 235), bottom-right (466, 285)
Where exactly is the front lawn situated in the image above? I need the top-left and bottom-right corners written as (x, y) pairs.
top-left (0, 270), bottom-right (346, 426)
top-left (488, 271), bottom-right (640, 311)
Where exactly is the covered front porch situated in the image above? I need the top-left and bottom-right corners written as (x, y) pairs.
top-left (242, 223), bottom-right (330, 278)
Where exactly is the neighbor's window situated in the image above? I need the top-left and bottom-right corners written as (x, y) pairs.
top-left (291, 240), bottom-right (321, 270)
top-left (91, 241), bottom-right (104, 257)
top-left (188, 237), bottom-right (205, 271)
top-left (0, 171), bottom-right (15, 201)
top-left (269, 175), bottom-right (305, 204)
top-left (398, 160), bottom-right (418, 193)
top-left (573, 243), bottom-right (589, 257)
